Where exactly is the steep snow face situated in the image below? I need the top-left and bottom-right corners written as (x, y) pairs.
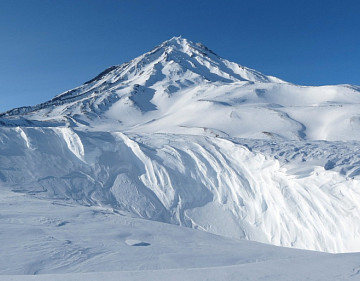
top-left (1, 37), bottom-right (360, 255)
top-left (1, 127), bottom-right (360, 253)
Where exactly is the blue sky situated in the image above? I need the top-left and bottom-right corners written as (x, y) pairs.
top-left (0, 0), bottom-right (359, 112)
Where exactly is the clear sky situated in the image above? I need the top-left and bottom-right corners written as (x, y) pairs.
top-left (0, 0), bottom-right (359, 112)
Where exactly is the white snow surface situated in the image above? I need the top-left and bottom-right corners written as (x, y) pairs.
top-left (1, 189), bottom-right (360, 281)
top-left (1, 36), bottom-right (360, 279)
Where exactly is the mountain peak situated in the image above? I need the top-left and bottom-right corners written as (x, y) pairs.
top-left (158, 36), bottom-right (219, 58)
top-left (0, 36), bottom-right (285, 121)
top-left (163, 36), bottom-right (189, 47)
top-left (165, 35), bottom-right (185, 44)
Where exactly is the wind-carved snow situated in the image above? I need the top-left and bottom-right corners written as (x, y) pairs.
top-left (1, 36), bottom-right (360, 259)
top-left (15, 127), bottom-right (33, 149)
top-left (54, 128), bottom-right (85, 161)
top-left (1, 127), bottom-right (360, 253)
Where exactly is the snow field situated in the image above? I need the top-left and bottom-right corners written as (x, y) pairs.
top-left (1, 189), bottom-right (360, 281)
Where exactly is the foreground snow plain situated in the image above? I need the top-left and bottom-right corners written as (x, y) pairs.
top-left (1, 37), bottom-right (360, 280)
top-left (1, 190), bottom-right (360, 281)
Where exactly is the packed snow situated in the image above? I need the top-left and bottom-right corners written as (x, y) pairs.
top-left (1, 36), bottom-right (360, 280)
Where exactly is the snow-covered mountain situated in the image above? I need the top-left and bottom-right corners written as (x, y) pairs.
top-left (2, 36), bottom-right (360, 140)
top-left (1, 36), bottom-right (360, 264)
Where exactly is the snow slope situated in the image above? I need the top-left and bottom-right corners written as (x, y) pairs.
top-left (1, 126), bottom-right (360, 253)
top-left (1, 37), bottom-right (360, 280)
top-left (1, 189), bottom-right (360, 281)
